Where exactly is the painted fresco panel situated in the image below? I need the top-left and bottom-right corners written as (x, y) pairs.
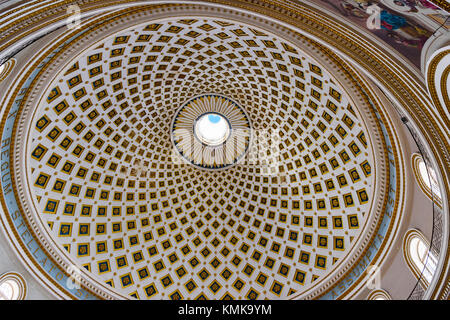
top-left (313, 0), bottom-right (449, 66)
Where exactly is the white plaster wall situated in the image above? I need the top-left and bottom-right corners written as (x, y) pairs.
top-left (0, 24), bottom-right (65, 301)
top-left (0, 1), bottom-right (444, 300)
top-left (0, 0), bottom-right (24, 11)
top-left (353, 83), bottom-right (436, 300)
top-left (0, 223), bottom-right (55, 299)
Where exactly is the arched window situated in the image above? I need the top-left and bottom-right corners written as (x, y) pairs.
top-left (368, 289), bottom-right (391, 300)
top-left (0, 58), bottom-right (15, 82)
top-left (411, 153), bottom-right (442, 207)
top-left (403, 229), bottom-right (437, 287)
top-left (0, 272), bottom-right (27, 300)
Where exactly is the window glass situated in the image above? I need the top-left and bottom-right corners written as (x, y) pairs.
top-left (413, 154), bottom-right (442, 205)
top-left (0, 273), bottom-right (26, 300)
top-left (405, 230), bottom-right (437, 285)
top-left (0, 279), bottom-right (20, 300)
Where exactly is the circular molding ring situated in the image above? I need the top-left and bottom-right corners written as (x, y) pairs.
top-left (171, 93), bottom-right (252, 170)
top-left (0, 0), bottom-right (408, 300)
top-left (0, 58), bottom-right (15, 82)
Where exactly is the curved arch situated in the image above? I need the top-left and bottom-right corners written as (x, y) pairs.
top-left (0, 0), bottom-right (446, 301)
top-left (0, 4), bottom-right (395, 301)
top-left (367, 289), bottom-right (392, 300)
top-left (0, 58), bottom-right (15, 82)
top-left (0, 272), bottom-right (27, 300)
top-left (411, 153), bottom-right (442, 208)
top-left (403, 229), bottom-right (437, 287)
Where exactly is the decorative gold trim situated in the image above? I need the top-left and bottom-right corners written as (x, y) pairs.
top-left (0, 58), bottom-right (15, 82)
top-left (0, 6), bottom-right (160, 301)
top-left (367, 288), bottom-right (392, 300)
top-left (0, 0), bottom-right (447, 299)
top-left (4, 4), bottom-right (393, 300)
top-left (427, 49), bottom-right (450, 129)
top-left (411, 153), bottom-right (443, 209)
top-left (403, 228), bottom-right (433, 288)
top-left (428, 0), bottom-right (450, 12)
top-left (0, 271), bottom-right (27, 300)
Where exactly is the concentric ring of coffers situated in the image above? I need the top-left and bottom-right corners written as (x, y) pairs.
top-left (3, 5), bottom-right (393, 300)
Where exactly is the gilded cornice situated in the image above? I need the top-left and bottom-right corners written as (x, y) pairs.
top-left (427, 49), bottom-right (450, 129)
top-left (428, 0), bottom-right (450, 12)
top-left (0, 2), bottom-right (398, 300)
top-left (0, 0), bottom-right (448, 299)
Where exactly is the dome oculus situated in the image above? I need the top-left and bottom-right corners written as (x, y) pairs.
top-left (172, 94), bottom-right (251, 170)
top-left (194, 113), bottom-right (231, 146)
top-left (17, 15), bottom-right (385, 300)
